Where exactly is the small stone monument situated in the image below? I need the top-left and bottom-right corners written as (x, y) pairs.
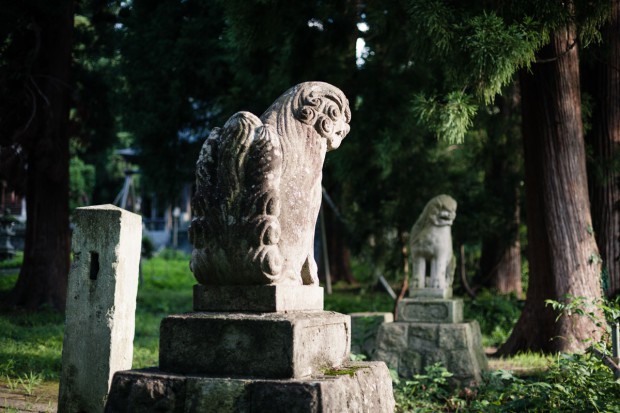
top-left (374, 195), bottom-right (487, 385)
top-left (105, 82), bottom-right (394, 412)
top-left (58, 205), bottom-right (142, 413)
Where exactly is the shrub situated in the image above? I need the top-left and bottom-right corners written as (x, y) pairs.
top-left (464, 290), bottom-right (523, 347)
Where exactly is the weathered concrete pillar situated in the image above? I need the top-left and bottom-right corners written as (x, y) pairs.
top-left (58, 205), bottom-right (142, 413)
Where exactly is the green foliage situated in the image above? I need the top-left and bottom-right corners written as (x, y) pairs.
top-left (71, 1), bottom-right (127, 205)
top-left (393, 363), bottom-right (455, 412)
top-left (0, 310), bottom-right (65, 381)
top-left (141, 236), bottom-right (155, 259)
top-left (69, 156), bottom-right (96, 211)
top-left (471, 354), bottom-right (620, 412)
top-left (401, 0), bottom-right (611, 143)
top-left (323, 287), bottom-right (394, 314)
top-left (412, 92), bottom-right (477, 144)
top-left (465, 290), bottom-right (523, 347)
top-left (490, 351), bottom-right (552, 374)
top-left (394, 354), bottom-right (620, 412)
top-left (0, 252), bottom-right (23, 270)
top-left (0, 251), bottom-right (195, 380)
top-left (118, 0), bottom-right (231, 201)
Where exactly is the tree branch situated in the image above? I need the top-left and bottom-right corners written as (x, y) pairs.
top-left (588, 346), bottom-right (620, 379)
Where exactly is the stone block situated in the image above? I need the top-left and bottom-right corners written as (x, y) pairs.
top-left (160, 311), bottom-right (350, 378)
top-left (397, 298), bottom-right (463, 323)
top-left (349, 312), bottom-right (393, 357)
top-left (375, 322), bottom-right (408, 351)
top-left (193, 284), bottom-right (324, 312)
top-left (373, 320), bottom-right (488, 385)
top-left (105, 362), bottom-right (395, 413)
top-left (438, 323), bottom-right (469, 349)
top-left (373, 349), bottom-right (400, 373)
top-left (58, 205), bottom-right (141, 413)
top-left (408, 324), bottom-right (440, 351)
top-left (397, 349), bottom-right (422, 377)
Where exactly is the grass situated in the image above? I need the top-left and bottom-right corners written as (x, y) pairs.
top-left (0, 252), bottom-right (538, 382)
top-left (0, 252), bottom-right (23, 270)
top-left (0, 250), bottom-right (194, 398)
top-left (4, 250), bottom-right (615, 412)
top-left (487, 351), bottom-right (552, 376)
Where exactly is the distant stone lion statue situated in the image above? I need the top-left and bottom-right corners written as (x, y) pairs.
top-left (408, 195), bottom-right (457, 295)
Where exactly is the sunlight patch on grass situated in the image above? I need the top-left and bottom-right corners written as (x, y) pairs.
top-left (488, 351), bottom-right (553, 376)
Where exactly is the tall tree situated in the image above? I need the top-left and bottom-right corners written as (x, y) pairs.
top-left (0, 0), bottom-right (74, 310)
top-left (474, 91), bottom-right (523, 297)
top-left (119, 0), bottom-right (231, 204)
top-left (499, 25), bottom-right (602, 353)
top-left (585, 0), bottom-right (620, 298)
top-left (403, 0), bottom-right (608, 352)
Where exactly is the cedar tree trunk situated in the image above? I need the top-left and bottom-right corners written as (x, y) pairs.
top-left (7, 2), bottom-right (73, 310)
top-left (479, 198), bottom-right (522, 297)
top-left (477, 92), bottom-right (523, 297)
top-left (587, 0), bottom-right (620, 298)
top-left (498, 23), bottom-right (603, 354)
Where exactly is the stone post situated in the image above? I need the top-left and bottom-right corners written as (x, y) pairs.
top-left (58, 205), bottom-right (142, 413)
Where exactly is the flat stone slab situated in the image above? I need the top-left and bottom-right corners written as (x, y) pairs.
top-left (397, 298), bottom-right (463, 323)
top-left (374, 320), bottom-right (488, 385)
top-left (193, 284), bottom-right (324, 312)
top-left (106, 362), bottom-right (394, 413)
top-left (160, 311), bottom-right (350, 379)
top-left (410, 287), bottom-right (453, 299)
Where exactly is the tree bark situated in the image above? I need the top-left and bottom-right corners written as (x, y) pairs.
top-left (586, 0), bottom-right (620, 298)
top-left (477, 91), bottom-right (523, 297)
top-left (479, 217), bottom-right (522, 296)
top-left (5, 1), bottom-right (73, 310)
top-left (498, 22), bottom-right (603, 354)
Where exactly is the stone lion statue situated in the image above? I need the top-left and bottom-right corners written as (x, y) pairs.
top-left (408, 195), bottom-right (457, 296)
top-left (189, 82), bottom-right (351, 286)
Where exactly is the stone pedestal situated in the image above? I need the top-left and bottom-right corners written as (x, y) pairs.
top-left (159, 311), bottom-right (350, 378)
top-left (106, 362), bottom-right (394, 413)
top-left (105, 285), bottom-right (395, 412)
top-left (374, 298), bottom-right (487, 386)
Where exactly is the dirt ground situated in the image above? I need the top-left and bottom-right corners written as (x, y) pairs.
top-left (0, 381), bottom-right (57, 413)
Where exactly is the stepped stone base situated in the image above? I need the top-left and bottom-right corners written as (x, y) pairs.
top-left (396, 298), bottom-right (463, 323)
top-left (193, 284), bottom-right (324, 312)
top-left (105, 362), bottom-right (395, 413)
top-left (160, 311), bottom-right (350, 378)
top-left (374, 320), bottom-right (487, 385)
